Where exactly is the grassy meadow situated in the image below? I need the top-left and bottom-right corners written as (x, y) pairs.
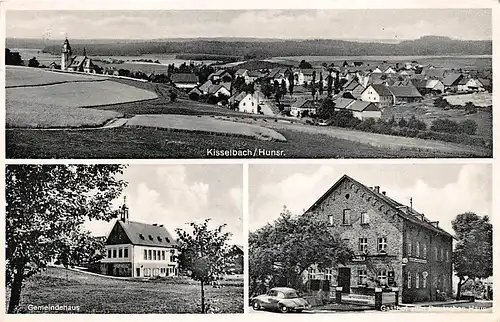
top-left (5, 266), bottom-right (243, 314)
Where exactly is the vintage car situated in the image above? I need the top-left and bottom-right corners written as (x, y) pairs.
top-left (251, 287), bottom-right (311, 313)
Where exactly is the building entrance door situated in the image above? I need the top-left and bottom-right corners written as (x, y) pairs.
top-left (107, 264), bottom-right (114, 276)
top-left (338, 267), bottom-right (351, 293)
top-left (136, 268), bottom-right (141, 277)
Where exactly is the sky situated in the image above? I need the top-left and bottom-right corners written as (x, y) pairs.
top-left (249, 164), bottom-right (492, 234)
top-left (84, 165), bottom-right (243, 246)
top-left (6, 9), bottom-right (492, 41)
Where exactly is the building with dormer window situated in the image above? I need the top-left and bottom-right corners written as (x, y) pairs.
top-left (100, 198), bottom-right (179, 278)
top-left (302, 174), bottom-right (454, 303)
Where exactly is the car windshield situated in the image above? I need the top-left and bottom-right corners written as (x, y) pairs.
top-left (285, 291), bottom-right (299, 299)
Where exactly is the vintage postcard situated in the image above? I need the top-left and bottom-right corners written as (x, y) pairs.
top-left (248, 164), bottom-right (493, 313)
top-left (4, 164), bottom-right (243, 314)
top-left (4, 8), bottom-right (492, 159)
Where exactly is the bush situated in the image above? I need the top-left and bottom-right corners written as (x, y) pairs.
top-left (430, 118), bottom-right (460, 134)
top-left (356, 118), bottom-right (375, 131)
top-left (407, 115), bottom-right (427, 131)
top-left (371, 119), bottom-right (393, 134)
top-left (189, 92), bottom-right (200, 101)
top-left (28, 57), bottom-right (40, 68)
top-left (169, 90), bottom-right (178, 102)
top-left (330, 109), bottom-right (361, 128)
top-left (207, 95), bottom-right (219, 105)
top-left (459, 119), bottom-right (478, 135)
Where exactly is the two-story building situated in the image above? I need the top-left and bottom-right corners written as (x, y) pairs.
top-left (303, 175), bottom-right (454, 303)
top-left (100, 200), bottom-right (179, 278)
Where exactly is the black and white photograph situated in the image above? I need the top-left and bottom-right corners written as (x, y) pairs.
top-left (5, 164), bottom-right (243, 314)
top-left (5, 8), bottom-right (492, 159)
top-left (249, 164), bottom-right (493, 312)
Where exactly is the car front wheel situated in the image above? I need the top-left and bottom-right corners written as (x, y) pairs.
top-left (252, 301), bottom-right (261, 311)
top-left (279, 305), bottom-right (289, 313)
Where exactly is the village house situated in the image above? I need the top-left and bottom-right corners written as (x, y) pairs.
top-left (290, 98), bottom-right (319, 117)
top-left (457, 77), bottom-right (470, 92)
top-left (442, 73), bottom-right (464, 92)
top-left (360, 84), bottom-right (394, 108)
top-left (464, 78), bottom-right (486, 92)
top-left (333, 98), bottom-right (381, 120)
top-left (302, 175), bottom-right (454, 304)
top-left (237, 93), bottom-right (260, 113)
top-left (294, 68), bottom-right (329, 86)
top-left (100, 200), bottom-right (179, 278)
top-left (246, 70), bottom-right (265, 84)
top-left (208, 69), bottom-right (233, 83)
top-left (343, 79), bottom-right (366, 99)
top-left (228, 245), bottom-right (244, 274)
top-left (268, 68), bottom-right (291, 87)
top-left (234, 69), bottom-right (249, 79)
top-left (206, 83), bottom-right (231, 97)
top-left (425, 79), bottom-right (445, 94)
top-left (170, 73), bottom-right (199, 90)
top-left (387, 86), bottom-right (423, 104)
top-left (61, 38), bottom-right (96, 73)
top-left (229, 91), bottom-right (247, 107)
top-left (383, 67), bottom-right (397, 74)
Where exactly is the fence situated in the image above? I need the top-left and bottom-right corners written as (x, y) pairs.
top-left (334, 286), bottom-right (399, 310)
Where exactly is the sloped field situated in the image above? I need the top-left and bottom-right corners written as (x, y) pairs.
top-left (6, 67), bottom-right (158, 128)
top-left (126, 115), bottom-right (287, 142)
top-left (6, 66), bottom-right (103, 87)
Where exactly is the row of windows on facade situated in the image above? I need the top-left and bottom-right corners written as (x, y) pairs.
top-left (354, 237), bottom-right (450, 261)
top-left (107, 247), bottom-right (129, 259)
top-left (345, 237), bottom-right (388, 253)
top-left (405, 271), bottom-right (448, 291)
top-left (143, 266), bottom-right (176, 277)
top-left (356, 270), bottom-right (449, 291)
top-left (144, 249), bottom-right (176, 261)
top-left (106, 248), bottom-right (175, 261)
top-left (328, 209), bottom-right (369, 226)
top-left (406, 240), bottom-right (449, 262)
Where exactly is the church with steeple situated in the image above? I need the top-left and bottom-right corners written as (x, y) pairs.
top-left (60, 37), bottom-right (96, 73)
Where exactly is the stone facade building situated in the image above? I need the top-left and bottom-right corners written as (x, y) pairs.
top-left (100, 199), bottom-right (179, 278)
top-left (303, 175), bottom-right (454, 303)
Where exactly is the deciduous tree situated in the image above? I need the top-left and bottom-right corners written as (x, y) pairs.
top-left (6, 165), bottom-right (127, 313)
top-left (175, 220), bottom-right (234, 313)
top-left (452, 212), bottom-right (492, 300)
top-left (249, 207), bottom-right (353, 296)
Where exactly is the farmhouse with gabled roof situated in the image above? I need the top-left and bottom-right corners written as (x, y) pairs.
top-left (303, 174), bottom-right (453, 304)
top-left (100, 198), bottom-right (179, 278)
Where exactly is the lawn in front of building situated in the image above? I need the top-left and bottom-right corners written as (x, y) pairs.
top-left (5, 266), bottom-right (243, 314)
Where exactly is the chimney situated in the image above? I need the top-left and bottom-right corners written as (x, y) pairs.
top-left (121, 196), bottom-right (129, 223)
top-left (374, 186), bottom-right (380, 193)
top-left (382, 191), bottom-right (386, 195)
top-left (430, 221), bottom-right (439, 228)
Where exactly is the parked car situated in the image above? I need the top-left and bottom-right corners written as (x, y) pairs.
top-left (251, 287), bottom-right (310, 313)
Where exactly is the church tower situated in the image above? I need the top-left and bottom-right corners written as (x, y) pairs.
top-left (61, 37), bottom-right (72, 71)
top-left (120, 196), bottom-right (129, 223)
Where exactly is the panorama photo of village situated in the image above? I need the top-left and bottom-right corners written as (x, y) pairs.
top-left (5, 9), bottom-right (493, 158)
